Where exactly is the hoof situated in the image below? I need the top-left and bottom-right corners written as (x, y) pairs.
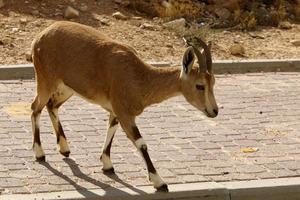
top-left (156, 184), bottom-right (169, 192)
top-left (36, 155), bottom-right (46, 162)
top-left (60, 151), bottom-right (70, 158)
top-left (102, 167), bottom-right (115, 175)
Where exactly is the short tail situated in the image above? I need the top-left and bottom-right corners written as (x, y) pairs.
top-left (26, 51), bottom-right (33, 62)
top-left (26, 39), bottom-right (36, 62)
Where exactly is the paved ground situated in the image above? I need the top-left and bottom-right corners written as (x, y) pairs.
top-left (0, 72), bottom-right (300, 195)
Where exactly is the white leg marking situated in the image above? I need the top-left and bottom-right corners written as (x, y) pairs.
top-left (134, 138), bottom-right (165, 187)
top-left (101, 123), bottom-right (118, 170)
top-left (135, 138), bottom-right (146, 149)
top-left (59, 136), bottom-right (70, 153)
top-left (102, 125), bottom-right (117, 151)
top-left (149, 172), bottom-right (165, 188)
top-left (33, 143), bottom-right (45, 158)
top-left (101, 154), bottom-right (113, 170)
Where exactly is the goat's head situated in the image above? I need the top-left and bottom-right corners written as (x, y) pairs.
top-left (180, 38), bottom-right (218, 118)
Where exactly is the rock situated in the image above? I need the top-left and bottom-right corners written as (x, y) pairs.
top-left (140, 23), bottom-right (159, 31)
top-left (229, 44), bottom-right (245, 56)
top-left (19, 18), bottom-right (27, 24)
top-left (215, 8), bottom-right (232, 20)
top-left (163, 18), bottom-right (186, 30)
top-left (279, 21), bottom-right (292, 29)
top-left (92, 13), bottom-right (110, 25)
top-left (121, 0), bottom-right (130, 6)
top-left (112, 11), bottom-right (128, 20)
top-left (130, 20), bottom-right (142, 27)
top-left (64, 6), bottom-right (79, 19)
top-left (79, 4), bottom-right (88, 12)
top-left (132, 16), bottom-right (142, 20)
top-left (233, 35), bottom-right (241, 43)
top-left (248, 32), bottom-right (265, 39)
top-left (291, 40), bottom-right (300, 47)
top-left (12, 27), bottom-right (19, 33)
top-left (0, 0), bottom-right (5, 8)
top-left (114, 0), bottom-right (130, 6)
top-left (99, 18), bottom-right (110, 26)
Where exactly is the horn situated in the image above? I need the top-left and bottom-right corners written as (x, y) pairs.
top-left (183, 37), bottom-right (207, 73)
top-left (195, 38), bottom-right (213, 73)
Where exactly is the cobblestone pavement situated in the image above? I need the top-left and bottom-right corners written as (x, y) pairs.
top-left (0, 72), bottom-right (300, 195)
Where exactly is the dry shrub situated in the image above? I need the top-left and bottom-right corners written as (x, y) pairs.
top-left (129, 0), bottom-right (299, 30)
top-left (154, 0), bottom-right (204, 18)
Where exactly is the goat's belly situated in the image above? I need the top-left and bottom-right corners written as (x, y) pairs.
top-left (60, 82), bottom-right (113, 112)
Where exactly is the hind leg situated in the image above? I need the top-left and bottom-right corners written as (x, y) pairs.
top-left (31, 94), bottom-right (50, 161)
top-left (46, 87), bottom-right (73, 157)
top-left (100, 112), bottom-right (119, 173)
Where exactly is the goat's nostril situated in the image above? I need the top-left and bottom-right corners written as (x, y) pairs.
top-left (213, 109), bottom-right (218, 115)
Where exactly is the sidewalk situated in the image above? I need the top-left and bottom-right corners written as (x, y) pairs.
top-left (0, 72), bottom-right (300, 198)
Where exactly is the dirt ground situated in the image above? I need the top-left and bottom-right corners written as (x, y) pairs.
top-left (0, 0), bottom-right (299, 65)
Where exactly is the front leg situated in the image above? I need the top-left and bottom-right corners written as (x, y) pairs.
top-left (119, 117), bottom-right (168, 192)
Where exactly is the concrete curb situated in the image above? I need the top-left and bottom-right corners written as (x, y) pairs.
top-left (0, 59), bottom-right (299, 80)
top-left (0, 182), bottom-right (228, 200)
top-left (1, 177), bottom-right (300, 200)
top-left (212, 59), bottom-right (300, 74)
top-left (222, 177), bottom-right (300, 200)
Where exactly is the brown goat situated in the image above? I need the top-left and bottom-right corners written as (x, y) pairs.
top-left (30, 21), bottom-right (218, 192)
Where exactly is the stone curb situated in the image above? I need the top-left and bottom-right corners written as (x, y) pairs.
top-left (0, 59), bottom-right (299, 80)
top-left (0, 182), bottom-right (228, 200)
top-left (212, 59), bottom-right (300, 74)
top-left (1, 177), bottom-right (300, 200)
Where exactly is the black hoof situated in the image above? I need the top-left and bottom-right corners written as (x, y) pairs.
top-left (60, 151), bottom-right (70, 157)
top-left (156, 184), bottom-right (169, 192)
top-left (36, 155), bottom-right (46, 162)
top-left (102, 167), bottom-right (115, 175)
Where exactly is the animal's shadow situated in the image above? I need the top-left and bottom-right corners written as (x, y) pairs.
top-left (40, 157), bottom-right (147, 198)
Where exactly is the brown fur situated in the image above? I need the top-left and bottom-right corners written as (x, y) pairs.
top-left (31, 21), bottom-right (182, 116)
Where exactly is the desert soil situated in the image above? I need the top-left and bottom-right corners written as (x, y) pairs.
top-left (0, 0), bottom-right (299, 66)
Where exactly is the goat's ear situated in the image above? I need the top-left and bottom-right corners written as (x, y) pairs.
top-left (182, 46), bottom-right (195, 74)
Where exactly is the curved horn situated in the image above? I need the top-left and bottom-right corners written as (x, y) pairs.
top-left (195, 38), bottom-right (213, 73)
top-left (183, 37), bottom-right (207, 73)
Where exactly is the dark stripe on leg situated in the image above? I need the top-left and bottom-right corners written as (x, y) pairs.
top-left (34, 126), bottom-right (41, 146)
top-left (57, 122), bottom-right (66, 144)
top-left (110, 118), bottom-right (118, 127)
top-left (132, 126), bottom-right (142, 141)
top-left (140, 145), bottom-right (156, 174)
top-left (32, 111), bottom-right (41, 146)
top-left (132, 126), bottom-right (156, 173)
top-left (104, 134), bottom-right (114, 156)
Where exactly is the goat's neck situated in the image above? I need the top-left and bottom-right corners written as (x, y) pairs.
top-left (142, 65), bottom-right (182, 107)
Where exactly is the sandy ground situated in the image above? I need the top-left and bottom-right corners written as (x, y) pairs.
top-left (0, 0), bottom-right (299, 66)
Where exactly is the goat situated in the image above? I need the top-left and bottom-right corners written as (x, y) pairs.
top-left (30, 21), bottom-right (218, 192)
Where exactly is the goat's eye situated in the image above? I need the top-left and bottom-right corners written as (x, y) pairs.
top-left (196, 84), bottom-right (205, 91)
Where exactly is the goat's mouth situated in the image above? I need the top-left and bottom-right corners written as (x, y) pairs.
top-left (204, 108), bottom-right (217, 118)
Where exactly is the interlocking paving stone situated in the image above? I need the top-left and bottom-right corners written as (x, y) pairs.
top-left (0, 72), bottom-right (300, 194)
